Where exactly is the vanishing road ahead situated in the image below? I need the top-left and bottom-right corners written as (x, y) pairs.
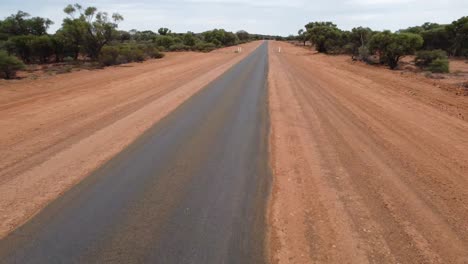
top-left (0, 42), bottom-right (270, 263)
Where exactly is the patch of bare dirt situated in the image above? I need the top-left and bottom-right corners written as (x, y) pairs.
top-left (268, 41), bottom-right (468, 263)
top-left (0, 41), bottom-right (262, 238)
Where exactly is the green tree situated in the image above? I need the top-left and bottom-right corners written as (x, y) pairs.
top-left (50, 33), bottom-right (69, 62)
top-left (297, 29), bottom-right (309, 46)
top-left (7, 35), bottom-right (34, 62)
top-left (0, 50), bottom-right (25, 79)
top-left (236, 30), bottom-right (250, 42)
top-left (118, 30), bottom-right (131, 42)
top-left (202, 29), bottom-right (238, 46)
top-left (154, 35), bottom-right (175, 49)
top-left (60, 11), bottom-right (86, 60)
top-left (305, 22), bottom-right (342, 53)
top-left (0, 11), bottom-right (52, 36)
top-left (129, 30), bottom-right (157, 41)
top-left (421, 26), bottom-right (450, 52)
top-left (446, 16), bottom-right (468, 56)
top-left (158, 28), bottom-right (171, 36)
top-left (350, 27), bottom-right (372, 48)
top-left (369, 31), bottom-right (423, 69)
top-left (31, 35), bottom-right (54, 63)
top-left (63, 4), bottom-right (123, 59)
top-left (342, 27), bottom-right (373, 59)
top-left (182, 32), bottom-right (197, 47)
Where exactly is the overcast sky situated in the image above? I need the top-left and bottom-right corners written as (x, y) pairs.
top-left (1, 0), bottom-right (467, 36)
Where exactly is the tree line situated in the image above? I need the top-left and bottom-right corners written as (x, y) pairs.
top-left (0, 4), bottom-right (268, 79)
top-left (295, 16), bottom-right (468, 72)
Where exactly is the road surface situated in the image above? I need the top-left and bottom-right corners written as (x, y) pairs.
top-left (2, 40), bottom-right (468, 264)
top-left (0, 41), bottom-right (261, 238)
top-left (0, 42), bottom-right (270, 263)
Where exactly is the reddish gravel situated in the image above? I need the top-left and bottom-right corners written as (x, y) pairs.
top-left (268, 41), bottom-right (468, 263)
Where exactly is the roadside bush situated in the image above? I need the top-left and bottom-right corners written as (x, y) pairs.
top-left (427, 58), bottom-right (449, 73)
top-left (0, 50), bottom-right (25, 79)
top-left (154, 35), bottom-right (175, 50)
top-left (194, 42), bottom-right (216, 52)
top-left (182, 33), bottom-right (197, 47)
top-left (133, 49), bottom-right (145, 62)
top-left (119, 46), bottom-right (145, 62)
top-left (99, 43), bottom-right (164, 66)
top-left (99, 46), bottom-right (120, 66)
top-left (169, 43), bottom-right (190, 51)
top-left (415, 49), bottom-right (447, 67)
top-left (210, 39), bottom-right (222, 47)
top-left (202, 29), bottom-right (238, 47)
top-left (358, 45), bottom-right (370, 61)
top-left (144, 46), bottom-right (164, 58)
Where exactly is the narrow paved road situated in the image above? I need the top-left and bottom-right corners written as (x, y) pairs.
top-left (0, 42), bottom-right (270, 263)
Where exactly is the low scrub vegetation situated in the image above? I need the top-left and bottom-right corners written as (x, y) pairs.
top-left (99, 44), bottom-right (164, 66)
top-left (415, 50), bottom-right (449, 73)
top-left (427, 58), bottom-right (450, 73)
top-left (295, 16), bottom-right (468, 70)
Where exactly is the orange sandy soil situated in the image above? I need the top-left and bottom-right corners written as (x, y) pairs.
top-left (267, 41), bottom-right (468, 263)
top-left (0, 41), bottom-right (261, 238)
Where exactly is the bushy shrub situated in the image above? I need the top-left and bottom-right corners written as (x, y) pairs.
top-left (358, 46), bottom-right (370, 61)
top-left (0, 51), bottom-right (25, 79)
top-left (415, 49), bottom-right (447, 67)
top-left (99, 46), bottom-right (120, 66)
top-left (132, 49), bottom-right (145, 62)
top-left (194, 42), bottom-right (216, 52)
top-left (182, 33), bottom-right (197, 47)
top-left (427, 58), bottom-right (449, 73)
top-left (144, 46), bottom-right (164, 58)
top-left (169, 43), bottom-right (190, 51)
top-left (210, 39), bottom-right (222, 47)
top-left (99, 43), bottom-right (164, 66)
top-left (154, 36), bottom-right (175, 50)
top-left (202, 29), bottom-right (238, 47)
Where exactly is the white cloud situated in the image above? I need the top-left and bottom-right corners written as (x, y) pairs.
top-left (0, 0), bottom-right (467, 35)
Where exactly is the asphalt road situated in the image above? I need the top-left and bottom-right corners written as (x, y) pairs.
top-left (0, 42), bottom-right (270, 264)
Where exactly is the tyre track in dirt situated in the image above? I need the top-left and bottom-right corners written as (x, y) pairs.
top-left (268, 41), bottom-right (468, 263)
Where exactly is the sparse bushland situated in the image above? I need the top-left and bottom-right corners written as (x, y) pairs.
top-left (295, 16), bottom-right (468, 70)
top-left (0, 5), bottom-right (275, 79)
